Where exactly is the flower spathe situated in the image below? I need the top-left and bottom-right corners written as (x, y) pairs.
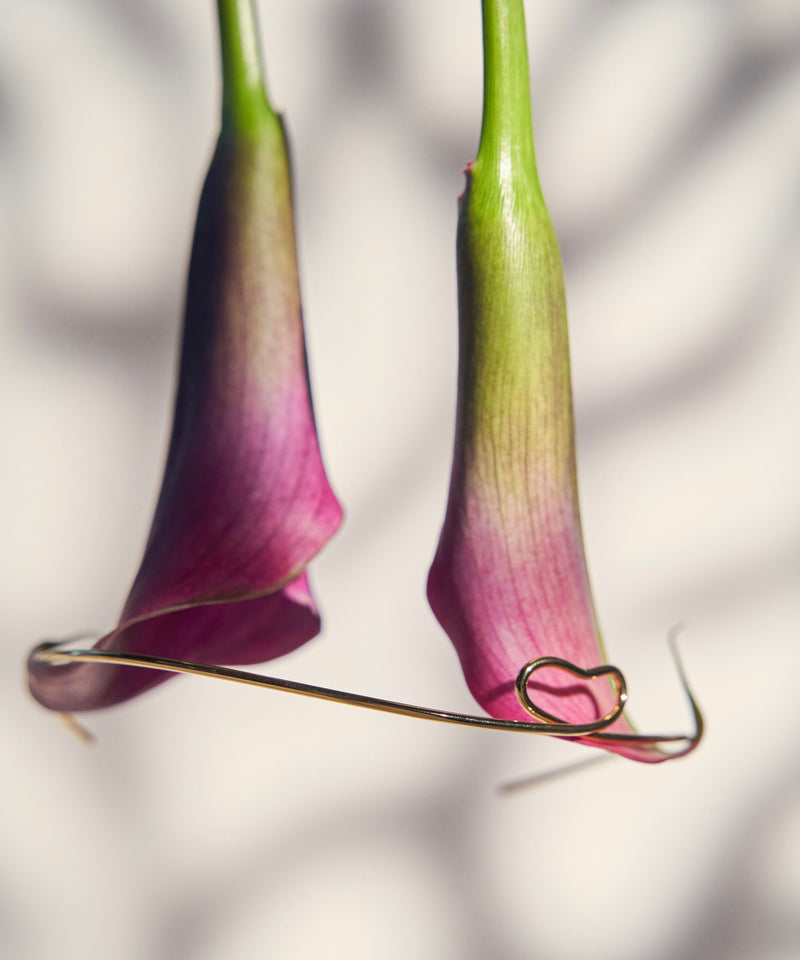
top-left (427, 0), bottom-right (693, 762)
top-left (28, 2), bottom-right (342, 712)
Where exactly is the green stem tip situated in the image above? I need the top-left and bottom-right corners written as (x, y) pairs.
top-left (476, 0), bottom-right (539, 191)
top-left (216, 0), bottom-right (276, 134)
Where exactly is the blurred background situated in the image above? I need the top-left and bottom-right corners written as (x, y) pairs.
top-left (2, 1), bottom-right (799, 958)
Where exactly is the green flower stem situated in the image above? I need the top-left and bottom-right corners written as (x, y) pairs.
top-left (461, 0), bottom-right (563, 444)
top-left (216, 0), bottom-right (278, 136)
top-left (476, 0), bottom-right (539, 197)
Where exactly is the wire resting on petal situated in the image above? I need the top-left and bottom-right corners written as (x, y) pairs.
top-left (515, 657), bottom-right (627, 728)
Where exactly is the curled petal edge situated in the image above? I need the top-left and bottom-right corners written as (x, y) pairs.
top-left (27, 568), bottom-right (331, 712)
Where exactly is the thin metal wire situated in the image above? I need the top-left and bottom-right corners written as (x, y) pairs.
top-left (584, 626), bottom-right (704, 757)
top-left (31, 639), bottom-right (700, 749)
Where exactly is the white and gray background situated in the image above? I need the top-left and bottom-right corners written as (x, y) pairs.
top-left (1, 2), bottom-right (799, 958)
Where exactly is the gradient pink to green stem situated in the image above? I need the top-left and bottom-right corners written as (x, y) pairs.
top-left (428, 0), bottom-right (678, 761)
top-left (29, 0), bottom-right (342, 711)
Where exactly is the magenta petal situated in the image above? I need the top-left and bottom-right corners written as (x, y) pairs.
top-left (429, 511), bottom-right (670, 763)
top-left (29, 121), bottom-right (342, 713)
top-left (427, 468), bottom-right (648, 757)
top-left (428, 495), bottom-right (613, 725)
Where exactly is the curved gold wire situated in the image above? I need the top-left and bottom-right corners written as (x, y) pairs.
top-left (31, 639), bottom-right (700, 749)
top-left (586, 627), bottom-right (704, 757)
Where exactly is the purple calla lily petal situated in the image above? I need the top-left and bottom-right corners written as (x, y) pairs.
top-left (29, 21), bottom-right (342, 712)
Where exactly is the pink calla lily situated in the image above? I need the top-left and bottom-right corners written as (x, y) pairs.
top-left (428, 0), bottom-right (698, 762)
top-left (29, 0), bottom-right (342, 712)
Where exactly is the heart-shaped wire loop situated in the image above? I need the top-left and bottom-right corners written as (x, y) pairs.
top-left (515, 656), bottom-right (628, 732)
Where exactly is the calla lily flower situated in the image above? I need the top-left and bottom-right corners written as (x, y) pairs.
top-left (428, 0), bottom-right (696, 762)
top-left (29, 0), bottom-right (342, 712)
